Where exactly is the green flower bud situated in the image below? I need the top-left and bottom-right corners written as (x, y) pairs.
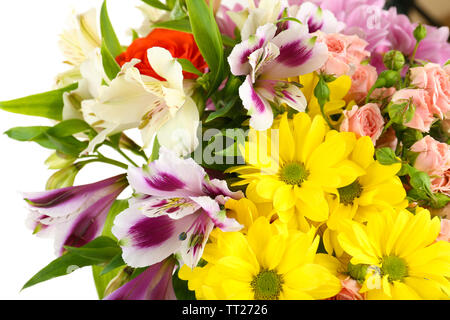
top-left (103, 267), bottom-right (134, 298)
top-left (374, 70), bottom-right (401, 88)
top-left (314, 77), bottom-right (330, 107)
top-left (383, 50), bottom-right (405, 71)
top-left (413, 24), bottom-right (427, 42)
top-left (45, 163), bottom-right (83, 190)
top-left (45, 151), bottom-right (76, 170)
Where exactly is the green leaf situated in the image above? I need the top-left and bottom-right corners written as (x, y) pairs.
top-left (141, 0), bottom-right (170, 10)
top-left (177, 58), bottom-right (203, 76)
top-left (206, 96), bottom-right (238, 123)
top-left (185, 0), bottom-right (225, 94)
top-left (173, 268), bottom-right (196, 300)
top-left (102, 200), bottom-right (129, 240)
top-left (100, 1), bottom-right (123, 57)
top-left (100, 254), bottom-right (125, 276)
top-left (150, 136), bottom-right (161, 162)
top-left (409, 170), bottom-right (433, 197)
top-left (23, 237), bottom-right (118, 290)
top-left (152, 17), bottom-right (192, 33)
top-left (4, 126), bottom-right (50, 141)
top-left (47, 119), bottom-right (94, 137)
top-left (92, 200), bottom-right (129, 298)
top-left (5, 123), bottom-right (88, 156)
top-left (375, 148), bottom-right (401, 165)
top-left (64, 238), bottom-right (121, 262)
top-left (430, 193), bottom-right (450, 209)
top-left (101, 41), bottom-right (121, 80)
top-left (0, 83), bottom-right (77, 120)
top-left (388, 102), bottom-right (415, 125)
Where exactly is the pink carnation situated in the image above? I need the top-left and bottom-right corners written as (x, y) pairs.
top-left (391, 89), bottom-right (434, 132)
top-left (319, 32), bottom-right (370, 77)
top-left (410, 136), bottom-right (450, 176)
top-left (340, 103), bottom-right (384, 144)
top-left (410, 63), bottom-right (450, 119)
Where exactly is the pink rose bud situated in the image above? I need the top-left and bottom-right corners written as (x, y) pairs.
top-left (410, 63), bottom-right (450, 119)
top-left (411, 136), bottom-right (450, 176)
top-left (340, 103), bottom-right (385, 144)
top-left (391, 89), bottom-right (434, 132)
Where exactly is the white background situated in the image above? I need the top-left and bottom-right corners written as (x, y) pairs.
top-left (0, 0), bottom-right (146, 300)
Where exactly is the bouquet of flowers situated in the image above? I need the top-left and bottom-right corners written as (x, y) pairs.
top-left (1, 0), bottom-right (450, 300)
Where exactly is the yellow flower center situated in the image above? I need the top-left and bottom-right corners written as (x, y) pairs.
top-left (279, 162), bottom-right (309, 186)
top-left (251, 269), bottom-right (284, 300)
top-left (381, 255), bottom-right (409, 282)
top-left (338, 180), bottom-right (363, 205)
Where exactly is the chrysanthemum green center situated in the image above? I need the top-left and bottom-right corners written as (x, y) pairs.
top-left (251, 269), bottom-right (284, 300)
top-left (347, 262), bottom-right (369, 282)
top-left (381, 255), bottom-right (408, 282)
top-left (338, 180), bottom-right (363, 205)
top-left (279, 162), bottom-right (309, 186)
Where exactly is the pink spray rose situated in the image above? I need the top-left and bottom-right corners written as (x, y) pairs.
top-left (410, 136), bottom-right (450, 176)
top-left (319, 32), bottom-right (370, 77)
top-left (391, 89), bottom-right (434, 132)
top-left (376, 127), bottom-right (398, 151)
top-left (330, 277), bottom-right (365, 300)
top-left (340, 103), bottom-right (384, 144)
top-left (410, 63), bottom-right (450, 119)
top-left (347, 64), bottom-right (378, 103)
top-left (437, 219), bottom-right (450, 242)
top-left (431, 169), bottom-right (450, 197)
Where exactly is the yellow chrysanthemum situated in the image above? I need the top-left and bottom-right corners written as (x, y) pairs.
top-left (225, 197), bottom-right (274, 233)
top-left (337, 207), bottom-right (450, 300)
top-left (323, 136), bottom-right (408, 256)
top-left (179, 217), bottom-right (342, 300)
top-left (228, 112), bottom-right (365, 223)
top-left (289, 73), bottom-right (353, 126)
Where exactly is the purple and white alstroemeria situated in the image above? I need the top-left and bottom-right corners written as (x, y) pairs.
top-left (228, 23), bottom-right (328, 130)
top-left (112, 148), bottom-right (244, 269)
top-left (290, 2), bottom-right (345, 34)
top-left (24, 174), bottom-right (128, 255)
top-left (104, 258), bottom-right (176, 300)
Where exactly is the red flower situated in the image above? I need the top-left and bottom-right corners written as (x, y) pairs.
top-left (116, 28), bottom-right (207, 81)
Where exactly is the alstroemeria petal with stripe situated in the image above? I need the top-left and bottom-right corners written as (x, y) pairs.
top-left (114, 147), bottom-right (243, 269)
top-left (24, 174), bottom-right (128, 255)
top-left (127, 147), bottom-right (205, 197)
top-left (262, 25), bottom-right (329, 79)
top-left (104, 258), bottom-right (176, 300)
top-left (239, 75), bottom-right (274, 130)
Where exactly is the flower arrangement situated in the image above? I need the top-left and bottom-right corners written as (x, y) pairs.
top-left (1, 0), bottom-right (449, 300)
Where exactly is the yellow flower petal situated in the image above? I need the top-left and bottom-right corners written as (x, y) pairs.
top-left (273, 184), bottom-right (296, 212)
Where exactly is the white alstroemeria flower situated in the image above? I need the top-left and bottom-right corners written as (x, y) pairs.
top-left (59, 8), bottom-right (101, 66)
top-left (80, 47), bottom-right (199, 157)
top-left (228, 23), bottom-right (328, 130)
top-left (227, 0), bottom-right (287, 41)
top-left (136, 2), bottom-right (171, 37)
top-left (289, 2), bottom-right (345, 34)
